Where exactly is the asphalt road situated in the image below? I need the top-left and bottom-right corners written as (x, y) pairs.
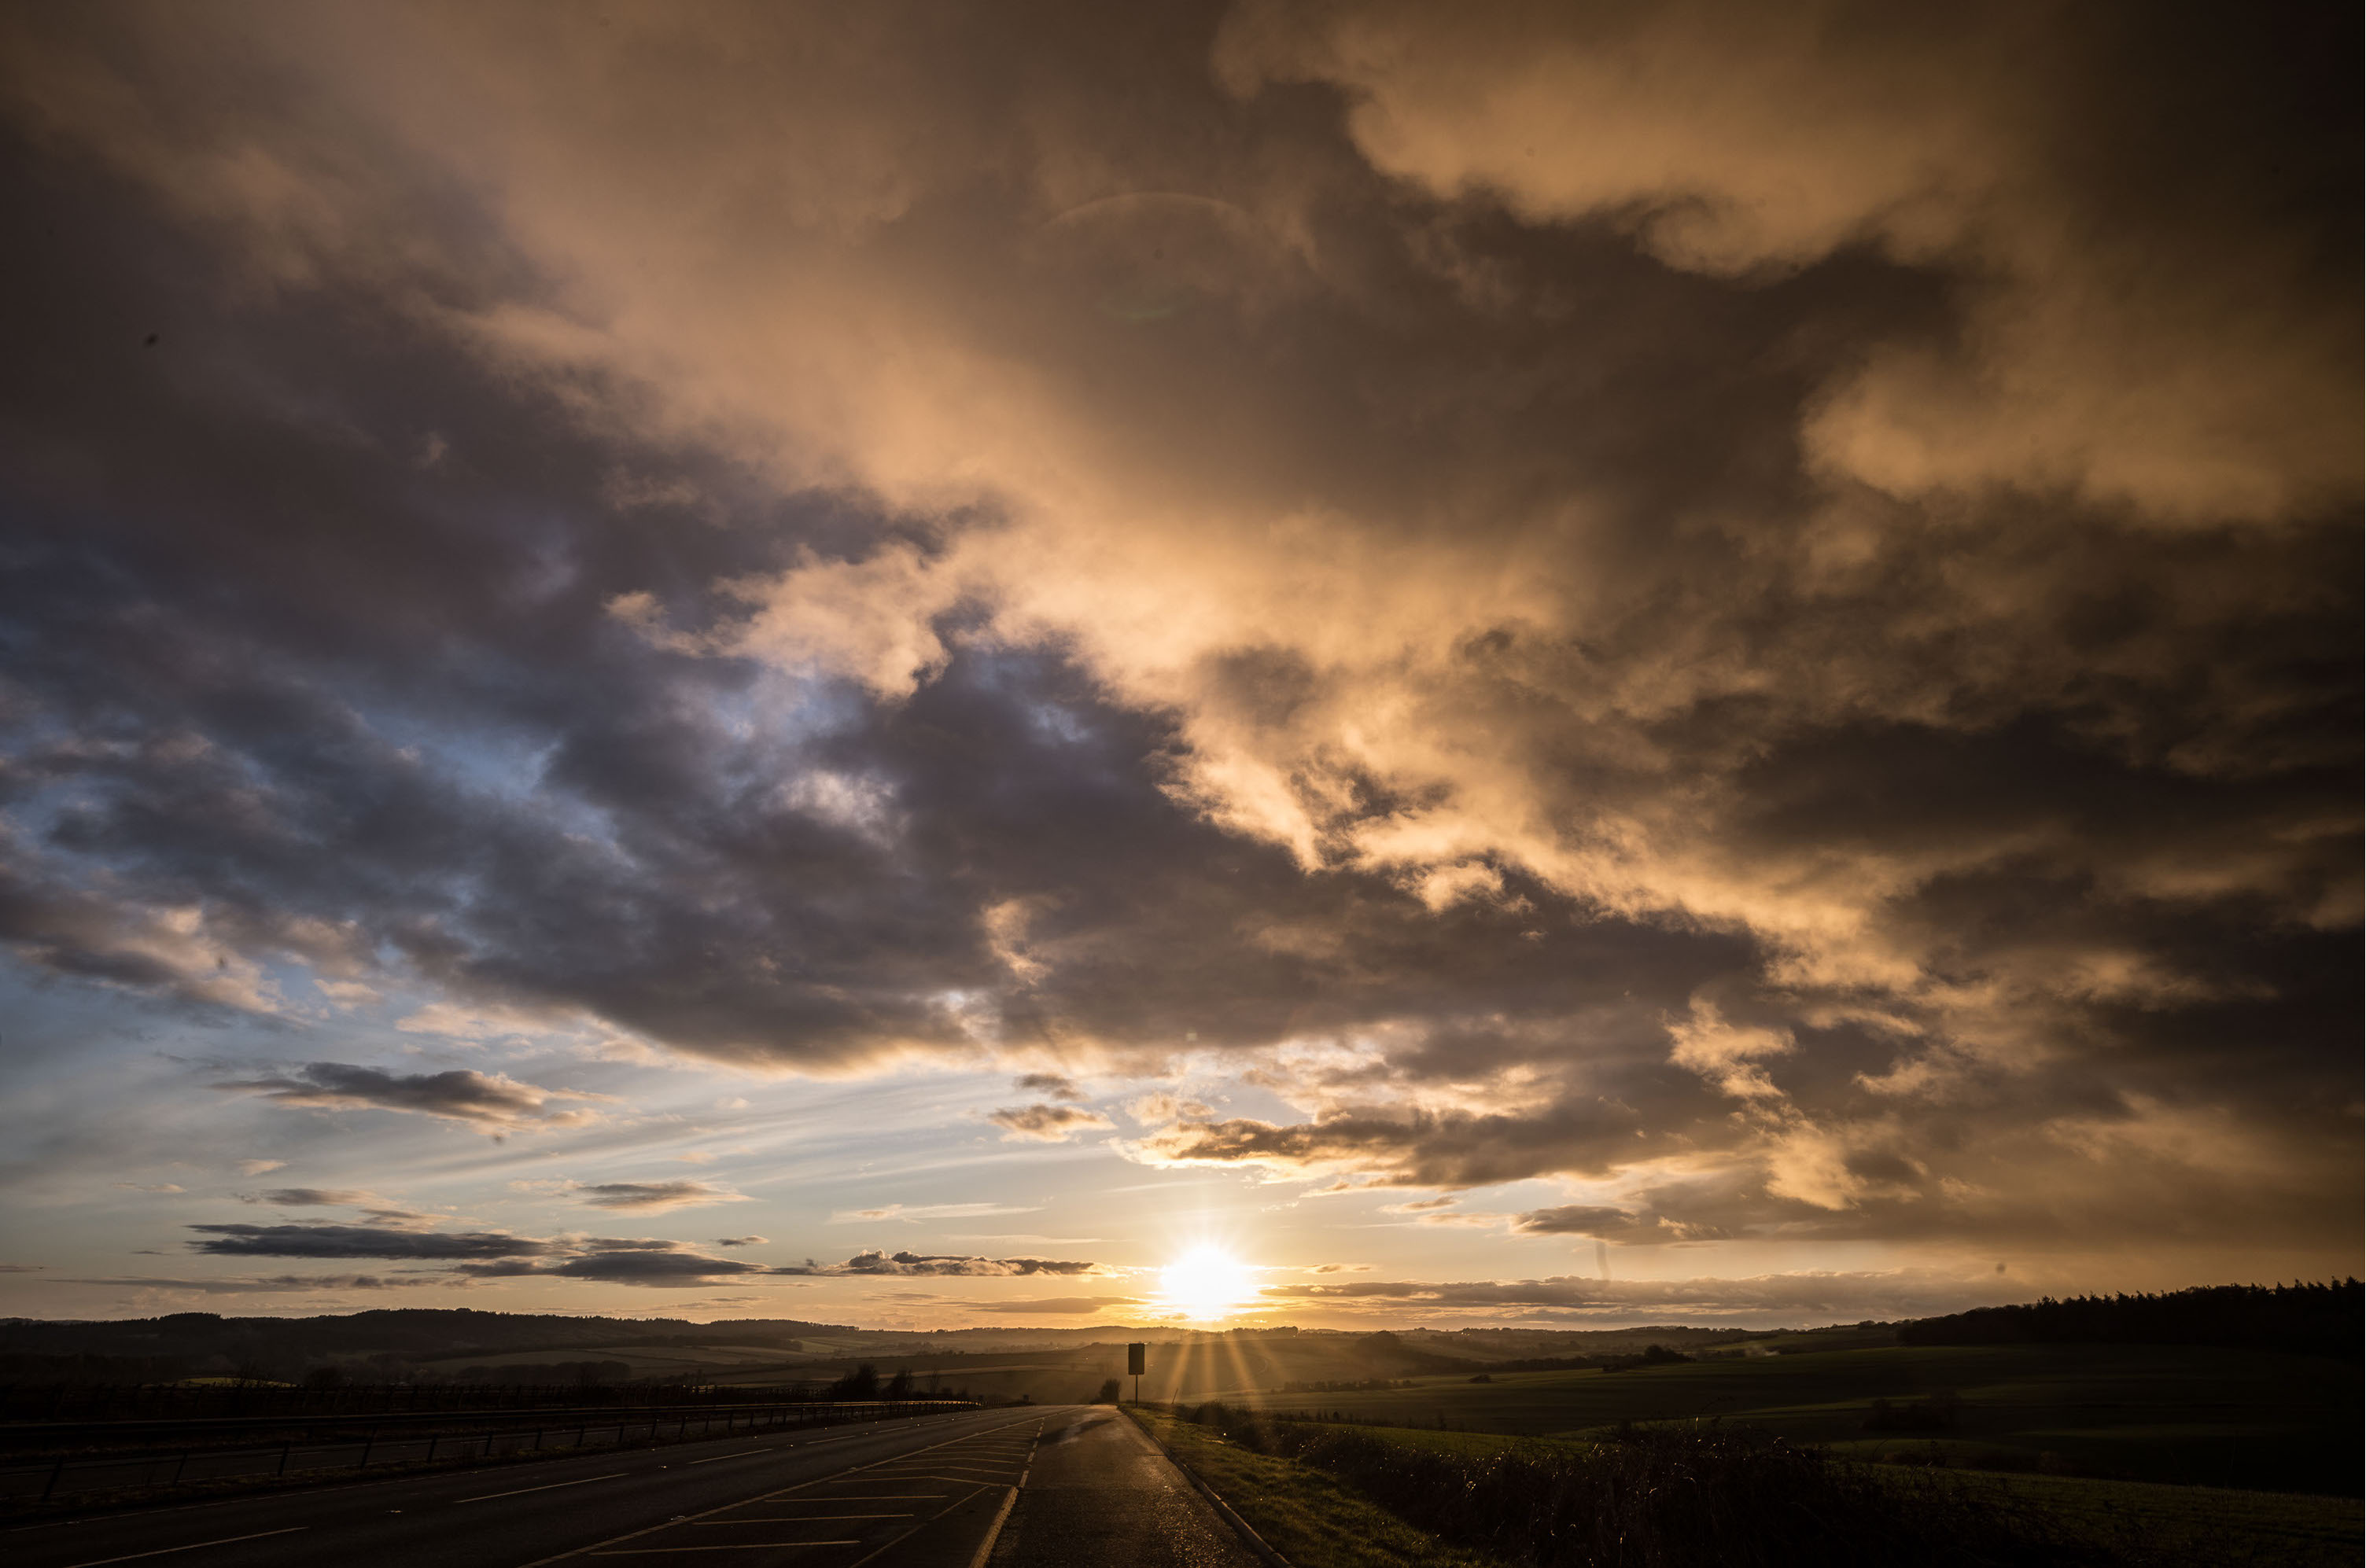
top-left (6, 1406), bottom-right (1261, 1568)
top-left (988, 1409), bottom-right (1259, 1568)
top-left (0, 1405), bottom-right (884, 1501)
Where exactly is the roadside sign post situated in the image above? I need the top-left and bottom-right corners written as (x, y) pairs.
top-left (1127, 1342), bottom-right (1146, 1404)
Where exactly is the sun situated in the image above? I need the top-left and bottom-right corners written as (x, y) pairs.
top-left (1159, 1245), bottom-right (1255, 1320)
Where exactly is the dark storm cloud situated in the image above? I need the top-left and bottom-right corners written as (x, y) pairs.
top-left (187, 1224), bottom-right (550, 1260)
top-left (0, 0), bottom-right (2353, 1286)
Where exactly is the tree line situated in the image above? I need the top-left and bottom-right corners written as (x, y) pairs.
top-left (1898, 1279), bottom-right (2360, 1358)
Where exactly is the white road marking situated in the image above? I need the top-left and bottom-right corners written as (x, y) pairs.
top-left (693, 1514), bottom-right (912, 1522)
top-left (60, 1526), bottom-right (306, 1567)
top-left (966, 1489), bottom-right (1019, 1568)
top-left (512, 1411), bottom-right (1048, 1567)
top-left (458, 1471), bottom-right (628, 1503)
top-left (592, 1546), bottom-right (861, 1554)
top-left (680, 1449), bottom-right (772, 1466)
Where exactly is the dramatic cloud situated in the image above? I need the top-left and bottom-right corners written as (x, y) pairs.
top-left (988, 1104), bottom-right (1117, 1143)
top-left (713, 1235), bottom-right (768, 1248)
top-left (567, 1180), bottom-right (752, 1213)
top-left (211, 1064), bottom-right (612, 1135)
top-left (1221, 0), bottom-right (2359, 525)
top-left (0, 0), bottom-right (2352, 1315)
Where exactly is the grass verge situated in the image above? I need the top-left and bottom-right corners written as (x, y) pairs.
top-left (1126, 1407), bottom-right (1502, 1568)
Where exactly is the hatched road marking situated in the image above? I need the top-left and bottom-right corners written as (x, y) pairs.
top-left (518, 1413), bottom-right (1046, 1567)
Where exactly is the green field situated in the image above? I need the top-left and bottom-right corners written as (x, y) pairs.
top-left (1203, 1342), bottom-right (2361, 1495)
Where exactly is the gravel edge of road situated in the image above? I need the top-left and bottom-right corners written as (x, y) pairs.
top-left (1117, 1406), bottom-right (1292, 1568)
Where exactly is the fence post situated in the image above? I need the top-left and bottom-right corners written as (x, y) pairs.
top-left (277, 1441), bottom-right (292, 1476)
top-left (359, 1432), bottom-right (374, 1470)
top-left (533, 1429), bottom-right (544, 1452)
top-left (426, 1434), bottom-right (438, 1463)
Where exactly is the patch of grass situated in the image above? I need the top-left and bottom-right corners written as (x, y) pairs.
top-left (1126, 1408), bottom-right (1502, 1568)
top-left (1309, 1424), bottom-right (1572, 1460)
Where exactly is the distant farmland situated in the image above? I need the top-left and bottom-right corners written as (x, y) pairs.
top-left (1204, 1341), bottom-right (2361, 1496)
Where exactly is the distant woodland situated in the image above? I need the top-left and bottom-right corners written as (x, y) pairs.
top-left (1897, 1281), bottom-right (2361, 1359)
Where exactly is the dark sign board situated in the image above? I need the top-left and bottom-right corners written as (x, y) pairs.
top-left (1127, 1342), bottom-right (1146, 1376)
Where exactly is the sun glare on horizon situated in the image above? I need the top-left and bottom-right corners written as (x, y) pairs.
top-left (1159, 1245), bottom-right (1256, 1320)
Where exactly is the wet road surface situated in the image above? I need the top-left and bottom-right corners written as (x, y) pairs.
top-left (990, 1408), bottom-right (1259, 1568)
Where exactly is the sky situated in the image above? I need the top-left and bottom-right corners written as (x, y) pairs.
top-left (0, 1), bottom-right (2356, 1332)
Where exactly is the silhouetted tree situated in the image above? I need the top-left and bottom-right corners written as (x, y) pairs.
top-left (827, 1363), bottom-right (881, 1399)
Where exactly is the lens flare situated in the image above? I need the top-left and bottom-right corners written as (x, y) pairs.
top-left (1159, 1245), bottom-right (1254, 1319)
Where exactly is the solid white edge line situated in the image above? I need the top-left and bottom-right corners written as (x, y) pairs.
top-left (680, 1449), bottom-right (771, 1466)
top-left (964, 1486), bottom-right (1019, 1568)
top-left (61, 1526), bottom-right (306, 1568)
top-left (458, 1470), bottom-right (629, 1503)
